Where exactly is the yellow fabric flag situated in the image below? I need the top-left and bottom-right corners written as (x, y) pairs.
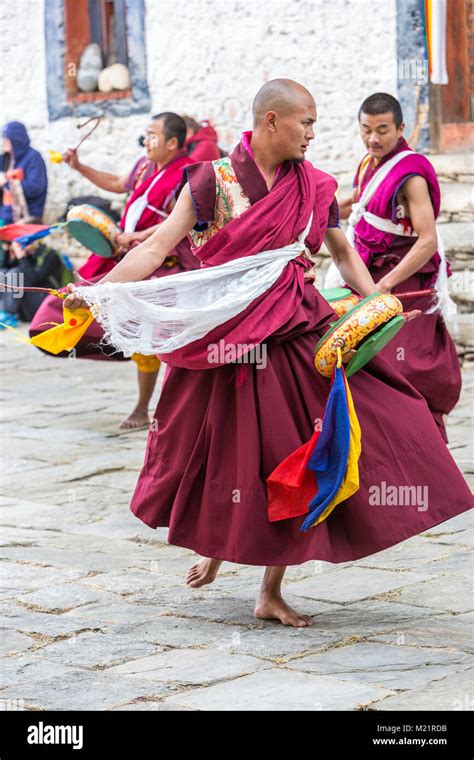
top-left (49, 150), bottom-right (63, 164)
top-left (29, 305), bottom-right (95, 354)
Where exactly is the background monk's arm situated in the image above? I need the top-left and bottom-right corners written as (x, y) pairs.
top-left (324, 227), bottom-right (377, 297)
top-left (377, 176), bottom-right (438, 292)
top-left (62, 150), bottom-right (129, 194)
top-left (64, 184), bottom-right (197, 309)
top-left (338, 188), bottom-right (358, 220)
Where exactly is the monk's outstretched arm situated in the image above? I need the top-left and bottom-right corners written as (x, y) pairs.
top-left (324, 227), bottom-right (377, 297)
top-left (64, 184), bottom-right (197, 310)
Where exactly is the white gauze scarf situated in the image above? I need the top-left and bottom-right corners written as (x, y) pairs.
top-left (74, 213), bottom-right (313, 357)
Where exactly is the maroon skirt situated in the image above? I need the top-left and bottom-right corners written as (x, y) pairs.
top-left (130, 282), bottom-right (473, 566)
top-left (370, 257), bottom-right (462, 442)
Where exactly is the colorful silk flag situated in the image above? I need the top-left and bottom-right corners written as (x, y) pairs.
top-left (422, 0), bottom-right (448, 85)
top-left (301, 368), bottom-right (361, 530)
top-left (14, 225), bottom-right (65, 248)
top-left (267, 358), bottom-right (361, 530)
top-left (0, 222), bottom-right (66, 249)
top-left (0, 223), bottom-right (51, 243)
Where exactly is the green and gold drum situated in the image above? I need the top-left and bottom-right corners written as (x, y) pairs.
top-left (314, 292), bottom-right (405, 378)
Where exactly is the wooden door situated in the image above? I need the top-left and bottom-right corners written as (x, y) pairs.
top-left (430, 0), bottom-right (473, 151)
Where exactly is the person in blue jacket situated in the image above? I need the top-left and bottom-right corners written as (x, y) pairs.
top-left (0, 121), bottom-right (48, 224)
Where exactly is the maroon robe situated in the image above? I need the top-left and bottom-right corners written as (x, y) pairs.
top-left (129, 138), bottom-right (472, 566)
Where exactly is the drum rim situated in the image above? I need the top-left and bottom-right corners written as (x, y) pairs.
top-left (319, 287), bottom-right (353, 302)
top-left (345, 315), bottom-right (405, 377)
top-left (313, 291), bottom-right (389, 353)
top-left (66, 203), bottom-right (117, 224)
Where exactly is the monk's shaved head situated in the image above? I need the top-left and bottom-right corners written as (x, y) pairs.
top-left (250, 78), bottom-right (317, 164)
top-left (252, 79), bottom-right (315, 125)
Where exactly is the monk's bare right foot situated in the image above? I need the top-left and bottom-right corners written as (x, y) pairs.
top-left (254, 591), bottom-right (313, 627)
top-left (186, 558), bottom-right (223, 588)
top-left (119, 404), bottom-right (149, 430)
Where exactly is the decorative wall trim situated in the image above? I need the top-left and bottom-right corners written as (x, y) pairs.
top-left (396, 0), bottom-right (430, 152)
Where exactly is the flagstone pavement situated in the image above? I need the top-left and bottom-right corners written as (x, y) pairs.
top-left (0, 328), bottom-right (472, 711)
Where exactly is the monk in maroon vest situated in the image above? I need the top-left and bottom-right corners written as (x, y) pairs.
top-left (336, 93), bottom-right (461, 442)
top-left (65, 80), bottom-right (472, 628)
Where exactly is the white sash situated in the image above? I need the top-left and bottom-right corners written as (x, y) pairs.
top-left (324, 151), bottom-right (456, 319)
top-left (123, 168), bottom-right (166, 233)
top-left (75, 214), bottom-right (314, 357)
top-left (345, 150), bottom-right (414, 246)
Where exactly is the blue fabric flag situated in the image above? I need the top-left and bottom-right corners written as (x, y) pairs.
top-left (300, 365), bottom-right (351, 531)
top-left (15, 225), bottom-right (63, 249)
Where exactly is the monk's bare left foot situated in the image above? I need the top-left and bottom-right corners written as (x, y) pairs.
top-left (254, 591), bottom-right (313, 627)
top-left (186, 558), bottom-right (223, 588)
top-left (119, 404), bottom-right (150, 430)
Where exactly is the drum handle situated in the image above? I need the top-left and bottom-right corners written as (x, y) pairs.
top-left (0, 283), bottom-right (65, 298)
top-left (395, 289), bottom-right (436, 299)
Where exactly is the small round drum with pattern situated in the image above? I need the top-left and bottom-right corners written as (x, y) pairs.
top-left (314, 292), bottom-right (404, 378)
top-left (320, 287), bottom-right (360, 317)
top-left (66, 204), bottom-right (119, 257)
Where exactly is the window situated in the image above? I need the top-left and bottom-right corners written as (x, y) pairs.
top-left (64, 0), bottom-right (129, 102)
top-left (45, 0), bottom-right (150, 120)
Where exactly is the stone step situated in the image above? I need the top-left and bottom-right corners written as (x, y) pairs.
top-left (439, 183), bottom-right (473, 218)
top-left (447, 314), bottom-right (474, 361)
top-left (427, 153), bottom-right (474, 182)
top-left (438, 222), bottom-right (473, 253)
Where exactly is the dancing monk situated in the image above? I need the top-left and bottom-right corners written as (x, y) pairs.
top-left (65, 80), bottom-right (472, 628)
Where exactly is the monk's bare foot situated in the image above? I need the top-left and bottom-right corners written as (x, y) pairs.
top-left (186, 558), bottom-right (223, 588)
top-left (119, 404), bottom-right (149, 430)
top-left (254, 591), bottom-right (313, 627)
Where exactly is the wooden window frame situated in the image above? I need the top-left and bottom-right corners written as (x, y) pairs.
top-left (45, 0), bottom-right (150, 121)
top-left (64, 0), bottom-right (131, 104)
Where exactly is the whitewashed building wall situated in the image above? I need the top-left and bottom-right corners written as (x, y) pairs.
top-left (1, 0), bottom-right (397, 221)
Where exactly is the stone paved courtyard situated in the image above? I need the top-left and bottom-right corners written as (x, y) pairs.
top-left (0, 328), bottom-right (472, 711)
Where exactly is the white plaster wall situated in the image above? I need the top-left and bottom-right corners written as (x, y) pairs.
top-left (1, 0), bottom-right (397, 222)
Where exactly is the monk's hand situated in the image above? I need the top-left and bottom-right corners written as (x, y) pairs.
top-left (62, 148), bottom-right (80, 170)
top-left (115, 231), bottom-right (137, 248)
top-left (403, 309), bottom-right (422, 323)
top-left (63, 283), bottom-right (87, 310)
top-left (115, 231), bottom-right (146, 256)
top-left (376, 277), bottom-right (393, 294)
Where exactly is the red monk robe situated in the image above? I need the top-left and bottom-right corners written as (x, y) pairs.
top-left (350, 137), bottom-right (461, 442)
top-left (128, 134), bottom-right (472, 567)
